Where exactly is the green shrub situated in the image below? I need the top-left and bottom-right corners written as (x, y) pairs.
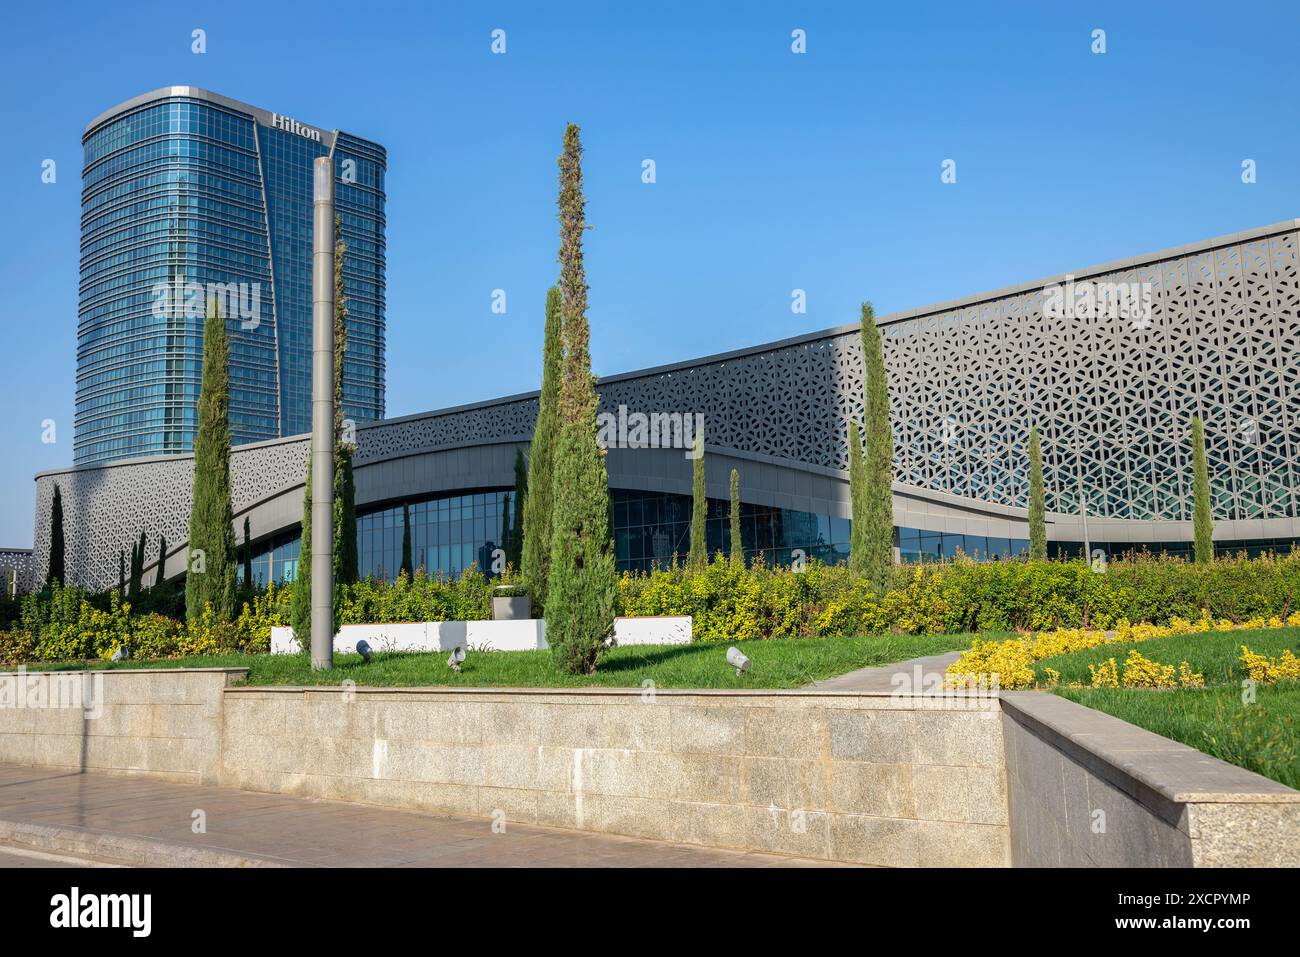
top-left (130, 613), bottom-right (182, 659)
top-left (0, 630), bottom-right (36, 665)
top-left (337, 567), bottom-right (496, 628)
top-left (179, 604), bottom-right (240, 656)
top-left (617, 550), bottom-right (1300, 641)
top-left (6, 550), bottom-right (1300, 665)
top-left (234, 581), bottom-right (290, 654)
top-left (32, 592), bottom-right (132, 661)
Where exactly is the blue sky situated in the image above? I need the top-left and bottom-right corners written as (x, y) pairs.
top-left (2, 0), bottom-right (1298, 546)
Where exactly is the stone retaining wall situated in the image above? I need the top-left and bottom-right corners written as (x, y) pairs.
top-left (1001, 692), bottom-right (1300, 867)
top-left (0, 669), bottom-right (1296, 866)
top-left (0, 668), bottom-right (246, 785)
top-left (220, 687), bottom-right (1010, 866)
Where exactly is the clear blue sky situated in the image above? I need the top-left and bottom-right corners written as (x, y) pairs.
top-left (2, 0), bottom-right (1298, 546)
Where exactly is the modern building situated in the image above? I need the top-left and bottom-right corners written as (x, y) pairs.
top-left (77, 86), bottom-right (387, 466)
top-left (31, 218), bottom-right (1300, 590)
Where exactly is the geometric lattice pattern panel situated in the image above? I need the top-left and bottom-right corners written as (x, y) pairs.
top-left (33, 222), bottom-right (1300, 588)
top-left (31, 438), bottom-right (310, 592)
top-left (884, 227), bottom-right (1300, 523)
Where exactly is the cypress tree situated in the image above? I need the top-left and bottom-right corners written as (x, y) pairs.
top-left (333, 215), bottom-right (359, 587)
top-left (860, 302), bottom-right (894, 594)
top-left (848, 420), bottom-right (868, 576)
top-left (128, 531), bottom-right (145, 601)
top-left (118, 549), bottom-right (125, 601)
top-left (688, 427), bottom-right (707, 569)
top-left (523, 287), bottom-right (563, 607)
top-left (155, 534), bottom-right (167, 588)
top-left (185, 297), bottom-right (238, 621)
top-left (400, 503), bottom-right (413, 578)
top-left (1028, 426), bottom-right (1047, 561)
top-left (500, 492), bottom-right (512, 573)
top-left (545, 123), bottom-right (618, 675)
top-left (1192, 416), bottom-right (1214, 563)
top-left (729, 468), bottom-right (743, 567)
top-left (243, 516), bottom-right (254, 591)
top-left (127, 539), bottom-right (137, 601)
top-left (46, 483), bottom-right (65, 588)
top-left (510, 447), bottom-right (527, 570)
top-left (291, 451), bottom-right (312, 650)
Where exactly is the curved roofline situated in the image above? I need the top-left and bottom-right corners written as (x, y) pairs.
top-left (82, 85), bottom-right (386, 154)
top-left (598, 217), bottom-right (1300, 384)
top-left (42, 217), bottom-right (1300, 479)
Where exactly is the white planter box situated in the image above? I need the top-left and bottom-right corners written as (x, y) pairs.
top-left (613, 616), bottom-right (692, 645)
top-left (269, 615), bottom-right (692, 655)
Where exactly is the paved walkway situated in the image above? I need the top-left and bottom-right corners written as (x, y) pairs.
top-left (0, 766), bottom-right (838, 868)
top-left (804, 651), bottom-right (964, 693)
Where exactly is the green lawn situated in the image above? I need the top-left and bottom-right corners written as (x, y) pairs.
top-left (1035, 626), bottom-right (1300, 686)
top-left (1056, 685), bottom-right (1300, 790)
top-left (1040, 626), bottom-right (1300, 789)
top-left (20, 631), bottom-right (979, 690)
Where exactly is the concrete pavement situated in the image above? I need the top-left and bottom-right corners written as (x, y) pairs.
top-left (0, 766), bottom-right (842, 868)
top-left (803, 651), bottom-right (964, 693)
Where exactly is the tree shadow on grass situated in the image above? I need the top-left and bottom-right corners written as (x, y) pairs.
top-left (595, 643), bottom-right (717, 674)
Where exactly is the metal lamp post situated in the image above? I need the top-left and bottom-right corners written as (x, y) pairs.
top-left (310, 157), bottom-right (334, 670)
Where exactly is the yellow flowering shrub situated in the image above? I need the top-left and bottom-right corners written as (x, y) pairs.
top-left (1120, 650), bottom-right (1177, 688)
top-left (946, 637), bottom-right (1035, 689)
top-left (1240, 645), bottom-right (1300, 685)
top-left (1178, 661), bottom-right (1205, 688)
top-left (948, 611), bottom-right (1297, 690)
top-left (1089, 658), bottom-right (1119, 688)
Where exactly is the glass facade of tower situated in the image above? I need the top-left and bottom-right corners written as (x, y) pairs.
top-left (76, 90), bottom-right (386, 465)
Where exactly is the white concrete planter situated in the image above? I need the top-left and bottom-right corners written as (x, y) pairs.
top-left (612, 615), bottom-right (692, 645)
top-left (270, 614), bottom-right (692, 655)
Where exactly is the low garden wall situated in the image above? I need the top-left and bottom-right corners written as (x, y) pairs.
top-left (0, 668), bottom-right (1295, 865)
top-left (218, 685), bottom-right (1010, 865)
top-left (0, 667), bottom-right (246, 785)
top-left (1001, 692), bottom-right (1300, 867)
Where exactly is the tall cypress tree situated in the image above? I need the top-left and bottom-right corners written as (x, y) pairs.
top-left (545, 123), bottom-right (618, 675)
top-left (848, 419), bottom-right (867, 575)
top-left (128, 531), bottom-right (145, 601)
top-left (291, 452), bottom-right (312, 650)
top-left (523, 287), bottom-right (563, 607)
top-left (185, 296), bottom-right (237, 622)
top-left (400, 503), bottom-right (413, 578)
top-left (1028, 426), bottom-right (1047, 561)
top-left (333, 215), bottom-right (359, 587)
top-left (46, 483), bottom-right (65, 588)
top-left (860, 302), bottom-right (894, 594)
top-left (1192, 416), bottom-right (1214, 563)
top-left (729, 468), bottom-right (743, 567)
top-left (155, 534), bottom-right (167, 588)
top-left (243, 516), bottom-right (254, 591)
top-left (510, 447), bottom-right (527, 570)
top-left (688, 427), bottom-right (707, 569)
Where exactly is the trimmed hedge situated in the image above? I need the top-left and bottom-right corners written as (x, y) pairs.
top-left (3, 552), bottom-right (1299, 666)
top-left (618, 552), bottom-right (1300, 641)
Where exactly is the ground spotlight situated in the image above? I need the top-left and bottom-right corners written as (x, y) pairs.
top-left (448, 646), bottom-right (466, 673)
top-left (356, 640), bottom-right (372, 663)
top-left (726, 646), bottom-right (750, 677)
top-left (111, 646), bottom-right (130, 662)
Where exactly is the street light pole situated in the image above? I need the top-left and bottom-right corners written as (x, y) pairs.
top-left (310, 157), bottom-right (335, 670)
